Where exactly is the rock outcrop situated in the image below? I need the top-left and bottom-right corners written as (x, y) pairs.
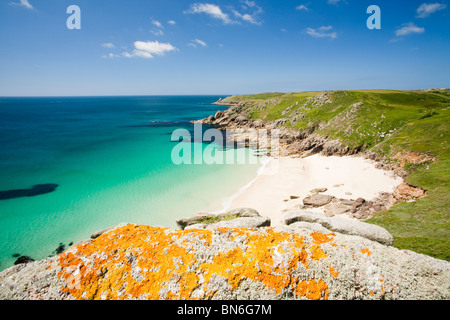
top-left (282, 211), bottom-right (394, 246)
top-left (176, 208), bottom-right (261, 230)
top-left (302, 194), bottom-right (335, 207)
top-left (198, 103), bottom-right (354, 158)
top-left (1, 222), bottom-right (449, 300)
top-left (393, 182), bottom-right (426, 202)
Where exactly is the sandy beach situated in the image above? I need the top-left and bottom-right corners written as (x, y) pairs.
top-left (222, 154), bottom-right (403, 226)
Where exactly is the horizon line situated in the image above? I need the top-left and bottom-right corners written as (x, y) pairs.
top-left (0, 88), bottom-right (447, 99)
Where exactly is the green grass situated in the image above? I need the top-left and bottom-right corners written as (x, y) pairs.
top-left (225, 89), bottom-right (450, 261)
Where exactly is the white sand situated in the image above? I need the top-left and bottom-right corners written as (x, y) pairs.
top-left (221, 154), bottom-right (403, 226)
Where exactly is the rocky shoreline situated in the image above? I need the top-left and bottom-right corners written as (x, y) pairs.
top-left (198, 98), bottom-right (406, 172)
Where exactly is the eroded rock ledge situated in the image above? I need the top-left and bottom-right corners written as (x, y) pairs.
top-left (1, 212), bottom-right (449, 300)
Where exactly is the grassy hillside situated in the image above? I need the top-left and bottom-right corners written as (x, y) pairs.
top-left (221, 89), bottom-right (450, 261)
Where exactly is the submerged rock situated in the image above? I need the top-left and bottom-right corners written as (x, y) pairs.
top-left (0, 184), bottom-right (58, 200)
top-left (54, 243), bottom-right (65, 255)
top-left (14, 256), bottom-right (34, 265)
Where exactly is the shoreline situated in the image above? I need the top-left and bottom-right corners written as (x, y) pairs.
top-left (208, 154), bottom-right (271, 215)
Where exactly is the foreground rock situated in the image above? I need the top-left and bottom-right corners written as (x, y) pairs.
top-left (185, 216), bottom-right (270, 230)
top-left (282, 211), bottom-right (394, 246)
top-left (176, 208), bottom-right (261, 230)
top-left (0, 223), bottom-right (449, 300)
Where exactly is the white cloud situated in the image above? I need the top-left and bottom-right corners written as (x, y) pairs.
top-left (150, 19), bottom-right (164, 36)
top-left (122, 41), bottom-right (178, 59)
top-left (194, 39), bottom-right (208, 47)
top-left (242, 0), bottom-right (256, 8)
top-left (185, 3), bottom-right (233, 24)
top-left (102, 53), bottom-right (120, 59)
top-left (305, 26), bottom-right (337, 39)
top-left (151, 19), bottom-right (163, 28)
top-left (188, 39), bottom-right (208, 48)
top-left (416, 3), bottom-right (447, 18)
top-left (101, 43), bottom-right (115, 49)
top-left (185, 2), bottom-right (263, 25)
top-left (296, 4), bottom-right (309, 11)
top-left (328, 0), bottom-right (341, 5)
top-left (150, 29), bottom-right (164, 36)
top-left (10, 0), bottom-right (33, 9)
top-left (167, 20), bottom-right (176, 25)
top-left (233, 1), bottom-right (263, 25)
top-left (232, 9), bottom-right (261, 25)
top-left (395, 22), bottom-right (425, 36)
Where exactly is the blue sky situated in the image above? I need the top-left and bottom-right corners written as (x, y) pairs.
top-left (0, 0), bottom-right (449, 96)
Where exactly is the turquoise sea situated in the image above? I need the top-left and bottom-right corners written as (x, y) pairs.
top-left (0, 96), bottom-right (261, 271)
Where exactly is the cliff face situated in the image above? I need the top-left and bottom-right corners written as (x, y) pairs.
top-left (1, 223), bottom-right (449, 300)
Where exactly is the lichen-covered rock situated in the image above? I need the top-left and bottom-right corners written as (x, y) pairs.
top-left (1, 223), bottom-right (449, 300)
top-left (0, 256), bottom-right (71, 300)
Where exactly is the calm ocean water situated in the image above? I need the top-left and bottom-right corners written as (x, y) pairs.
top-left (0, 96), bottom-right (261, 271)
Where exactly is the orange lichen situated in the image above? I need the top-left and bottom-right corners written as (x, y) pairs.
top-left (310, 232), bottom-right (336, 245)
top-left (57, 225), bottom-right (334, 300)
top-left (295, 279), bottom-right (330, 300)
top-left (199, 228), bottom-right (309, 294)
top-left (361, 248), bottom-right (371, 256)
top-left (310, 244), bottom-right (328, 260)
top-left (329, 266), bottom-right (339, 278)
